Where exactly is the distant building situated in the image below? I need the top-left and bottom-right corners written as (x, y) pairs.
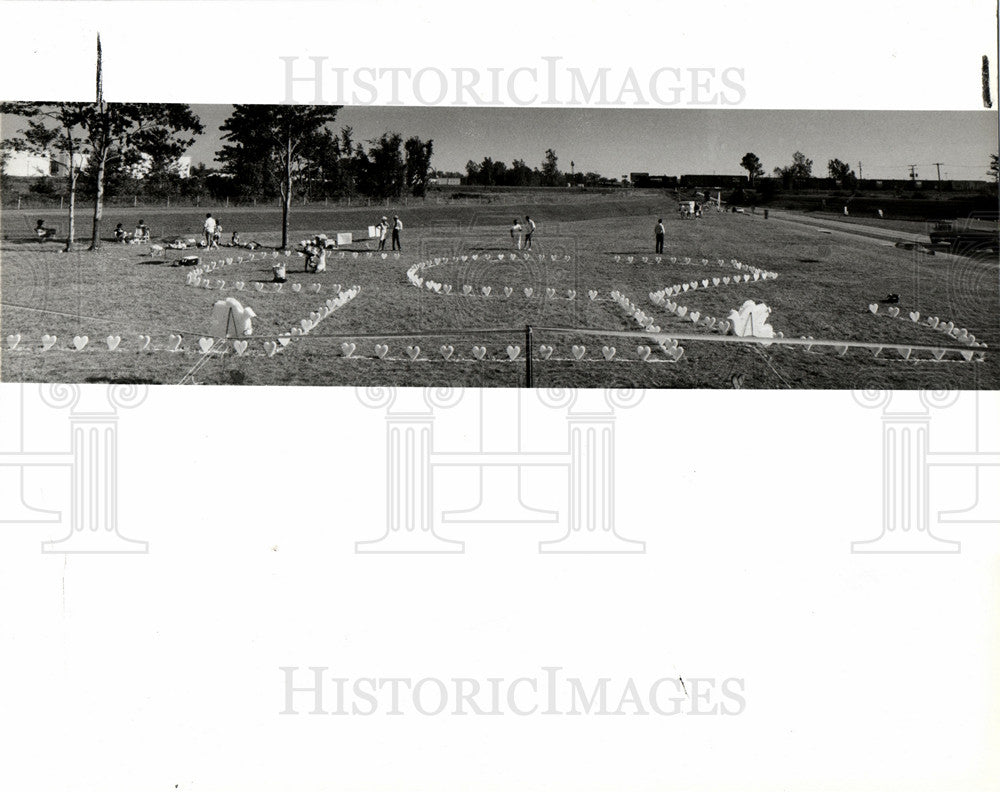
top-left (2, 148), bottom-right (191, 178)
top-left (429, 176), bottom-right (461, 186)
top-left (630, 173), bottom-right (679, 188)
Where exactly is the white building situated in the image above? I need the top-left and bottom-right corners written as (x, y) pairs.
top-left (2, 149), bottom-right (190, 178)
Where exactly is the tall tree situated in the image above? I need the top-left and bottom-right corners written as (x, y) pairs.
top-left (989, 153), bottom-right (999, 183)
top-left (740, 152), bottom-right (764, 184)
top-left (404, 136), bottom-right (433, 197)
top-left (366, 132), bottom-right (405, 199)
top-left (1, 101), bottom-right (88, 251)
top-left (773, 150), bottom-right (813, 188)
top-left (541, 148), bottom-right (561, 186)
top-left (218, 105), bottom-right (340, 249)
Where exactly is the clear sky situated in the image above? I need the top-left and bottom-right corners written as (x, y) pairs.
top-left (165, 106), bottom-right (1000, 182)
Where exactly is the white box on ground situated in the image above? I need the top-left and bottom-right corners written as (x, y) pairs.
top-left (337, 232), bottom-right (352, 246)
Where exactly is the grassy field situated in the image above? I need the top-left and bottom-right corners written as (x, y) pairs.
top-left (1, 198), bottom-right (997, 388)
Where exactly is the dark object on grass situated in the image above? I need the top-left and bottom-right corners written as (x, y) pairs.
top-left (880, 294), bottom-right (900, 304)
top-left (171, 256), bottom-right (200, 267)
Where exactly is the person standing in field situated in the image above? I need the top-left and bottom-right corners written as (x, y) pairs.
top-left (377, 216), bottom-right (388, 251)
top-left (203, 213), bottom-right (217, 248)
top-left (391, 215), bottom-right (403, 251)
top-left (510, 218), bottom-right (523, 249)
top-left (654, 218), bottom-right (665, 253)
top-left (523, 215), bottom-right (536, 250)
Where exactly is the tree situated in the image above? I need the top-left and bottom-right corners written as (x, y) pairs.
top-left (82, 102), bottom-right (202, 249)
top-left (827, 158), bottom-right (853, 183)
top-left (773, 151), bottom-right (813, 188)
top-left (740, 152), bottom-right (764, 184)
top-left (403, 136), bottom-right (433, 197)
top-left (219, 105), bottom-right (340, 249)
top-left (989, 153), bottom-right (999, 183)
top-left (366, 132), bottom-right (405, 200)
top-left (541, 148), bottom-right (561, 186)
top-left (1, 101), bottom-right (88, 251)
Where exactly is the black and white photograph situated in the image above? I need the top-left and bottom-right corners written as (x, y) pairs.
top-left (1, 2), bottom-right (998, 791)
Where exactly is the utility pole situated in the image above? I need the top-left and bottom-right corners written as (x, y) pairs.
top-left (908, 164), bottom-right (918, 181)
top-left (933, 162), bottom-right (943, 190)
top-left (858, 161), bottom-right (862, 180)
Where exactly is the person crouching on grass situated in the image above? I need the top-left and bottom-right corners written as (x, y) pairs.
top-left (303, 237), bottom-right (326, 273)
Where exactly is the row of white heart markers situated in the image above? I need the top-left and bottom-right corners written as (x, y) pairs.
top-left (867, 303), bottom-right (987, 349)
top-left (406, 253), bottom-right (574, 290)
top-left (186, 275), bottom-right (332, 294)
top-left (339, 343), bottom-right (683, 363)
top-left (5, 287), bottom-right (362, 356)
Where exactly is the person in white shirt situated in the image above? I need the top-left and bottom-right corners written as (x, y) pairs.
top-left (510, 218), bottom-right (523, 249)
top-left (378, 216), bottom-right (388, 251)
top-left (203, 213), bottom-right (217, 248)
top-left (391, 215), bottom-right (403, 251)
top-left (654, 218), bottom-right (665, 253)
top-left (523, 215), bottom-right (536, 250)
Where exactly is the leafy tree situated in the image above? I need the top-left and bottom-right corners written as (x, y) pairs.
top-left (218, 104), bottom-right (340, 248)
top-left (827, 158), bottom-right (855, 184)
top-left (989, 153), bottom-right (999, 182)
top-left (773, 150), bottom-right (813, 188)
top-left (366, 132), bottom-right (405, 199)
top-left (541, 148), bottom-right (561, 186)
top-left (403, 136), bottom-right (433, 197)
top-left (1, 101), bottom-right (89, 250)
top-left (82, 102), bottom-right (203, 248)
top-left (740, 152), bottom-right (764, 184)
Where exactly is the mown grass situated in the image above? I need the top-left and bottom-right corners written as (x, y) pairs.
top-left (2, 201), bottom-right (997, 388)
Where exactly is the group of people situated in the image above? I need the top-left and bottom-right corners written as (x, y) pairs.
top-left (113, 220), bottom-right (150, 244)
top-left (374, 215), bottom-right (404, 251)
top-left (509, 215), bottom-right (536, 250)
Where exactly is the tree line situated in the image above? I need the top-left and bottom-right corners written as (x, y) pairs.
top-left (1, 102), bottom-right (433, 250)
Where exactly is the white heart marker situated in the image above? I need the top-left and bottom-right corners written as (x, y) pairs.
top-left (439, 345), bottom-right (454, 360)
top-left (233, 340), bottom-right (249, 356)
top-left (636, 345), bottom-right (651, 361)
top-left (6, 334), bottom-right (21, 350)
top-left (167, 334), bottom-right (182, 352)
top-left (106, 335), bottom-right (121, 351)
top-left (524, 288), bottom-right (534, 298)
top-left (291, 283), bottom-right (302, 293)
top-left (263, 341), bottom-right (278, 357)
top-left (472, 346), bottom-right (487, 360)
top-left (374, 344), bottom-right (389, 359)
top-left (539, 345), bottom-right (554, 360)
top-left (406, 345), bottom-right (420, 360)
top-left (41, 334), bottom-right (57, 351)
top-left (506, 345), bottom-right (520, 360)
top-left (462, 285), bottom-right (473, 295)
top-left (340, 342), bottom-right (357, 358)
top-left (73, 335), bottom-right (88, 351)
top-left (198, 337), bottom-right (215, 354)
top-left (571, 345), bottom-right (586, 360)
top-left (588, 290), bottom-right (598, 300)
top-left (601, 346), bottom-right (616, 360)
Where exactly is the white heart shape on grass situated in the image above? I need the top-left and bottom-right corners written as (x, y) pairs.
top-left (277, 336), bottom-right (291, 348)
top-left (538, 345), bottom-right (554, 360)
top-left (712, 278), bottom-right (721, 287)
top-left (571, 345), bottom-right (586, 360)
top-left (198, 337), bottom-right (215, 354)
top-left (689, 311), bottom-right (701, 323)
top-left (233, 340), bottom-right (249, 356)
top-left (406, 345), bottom-right (421, 361)
top-left (462, 285), bottom-right (473, 295)
top-left (636, 345), bottom-right (651, 361)
top-left (340, 342), bottom-right (357, 358)
top-left (291, 283), bottom-right (302, 293)
top-left (931, 348), bottom-right (946, 361)
top-left (106, 335), bottom-right (121, 351)
top-left (472, 345), bottom-right (487, 360)
top-left (546, 288), bottom-right (556, 298)
top-left (442, 284), bottom-right (452, 294)
top-left (601, 346), bottom-right (616, 360)
top-left (41, 334), bottom-right (58, 351)
top-left (701, 279), bottom-right (709, 288)
top-left (566, 290), bottom-right (576, 300)
top-left (588, 290), bottom-right (598, 300)
top-left (263, 341), bottom-right (278, 357)
top-left (524, 288), bottom-right (534, 298)
top-left (868, 303), bottom-right (879, 314)
top-left (960, 350), bottom-right (975, 362)
top-left (676, 306), bottom-right (688, 318)
top-left (6, 334), bottom-right (21, 350)
top-left (311, 284), bottom-right (322, 293)
top-left (374, 344), bottom-right (389, 359)
top-left (481, 286), bottom-right (492, 297)
top-left (253, 283), bottom-right (264, 292)
top-left (73, 335), bottom-right (88, 351)
top-left (503, 286), bottom-right (513, 297)
top-left (439, 345), bottom-right (454, 360)
top-left (506, 345), bottom-right (520, 360)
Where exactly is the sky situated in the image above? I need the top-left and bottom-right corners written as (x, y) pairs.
top-left (185, 106), bottom-right (998, 182)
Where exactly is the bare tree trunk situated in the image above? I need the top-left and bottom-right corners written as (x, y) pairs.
top-left (89, 148), bottom-right (107, 250)
top-left (65, 167), bottom-right (77, 252)
top-left (281, 137), bottom-right (292, 250)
